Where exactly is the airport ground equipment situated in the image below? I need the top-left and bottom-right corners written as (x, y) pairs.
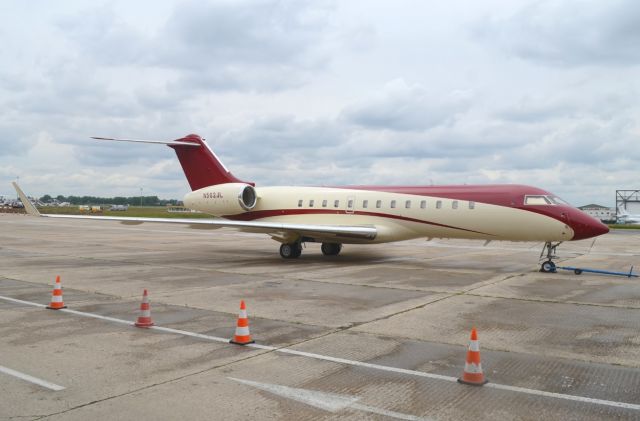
top-left (134, 289), bottom-right (154, 328)
top-left (458, 327), bottom-right (488, 386)
top-left (555, 265), bottom-right (638, 278)
top-left (230, 300), bottom-right (254, 345)
top-left (47, 276), bottom-right (67, 310)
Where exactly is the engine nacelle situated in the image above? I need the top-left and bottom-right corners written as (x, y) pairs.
top-left (183, 183), bottom-right (257, 216)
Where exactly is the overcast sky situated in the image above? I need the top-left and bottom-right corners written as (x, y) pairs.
top-left (1, 0), bottom-right (639, 206)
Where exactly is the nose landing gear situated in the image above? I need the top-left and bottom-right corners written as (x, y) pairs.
top-left (539, 241), bottom-right (562, 272)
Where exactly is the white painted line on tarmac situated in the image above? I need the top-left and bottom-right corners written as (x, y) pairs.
top-left (484, 382), bottom-right (640, 410)
top-left (1, 294), bottom-right (640, 411)
top-left (229, 377), bottom-right (430, 421)
top-left (62, 308), bottom-right (135, 326)
top-left (275, 347), bottom-right (457, 383)
top-left (0, 295), bottom-right (47, 308)
top-left (0, 365), bottom-right (65, 391)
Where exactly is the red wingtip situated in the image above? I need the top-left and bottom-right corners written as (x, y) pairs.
top-left (143, 289), bottom-right (148, 296)
top-left (55, 275), bottom-right (60, 283)
top-left (240, 300), bottom-right (246, 310)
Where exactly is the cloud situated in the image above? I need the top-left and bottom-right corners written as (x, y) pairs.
top-left (56, 0), bottom-right (334, 93)
top-left (1, 0), bottom-right (638, 208)
top-left (341, 79), bottom-right (472, 131)
top-left (477, 0), bottom-right (640, 66)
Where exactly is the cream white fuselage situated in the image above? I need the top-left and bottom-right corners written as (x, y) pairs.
top-left (184, 185), bottom-right (573, 244)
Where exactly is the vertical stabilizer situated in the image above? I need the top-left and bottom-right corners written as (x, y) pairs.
top-left (169, 134), bottom-right (251, 190)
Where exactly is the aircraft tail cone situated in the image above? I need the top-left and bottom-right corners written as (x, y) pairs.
top-left (230, 300), bottom-right (254, 345)
top-left (46, 275), bottom-right (67, 310)
top-left (134, 289), bottom-right (155, 328)
top-left (458, 327), bottom-right (488, 386)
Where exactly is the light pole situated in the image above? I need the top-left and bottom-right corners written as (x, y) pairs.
top-left (140, 187), bottom-right (143, 207)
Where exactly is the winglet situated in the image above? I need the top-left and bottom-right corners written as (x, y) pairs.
top-left (12, 182), bottom-right (41, 216)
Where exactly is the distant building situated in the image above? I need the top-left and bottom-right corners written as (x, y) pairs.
top-left (578, 204), bottom-right (615, 222)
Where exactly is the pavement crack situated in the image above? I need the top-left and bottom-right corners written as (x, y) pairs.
top-left (33, 349), bottom-right (275, 420)
top-left (466, 292), bottom-right (640, 310)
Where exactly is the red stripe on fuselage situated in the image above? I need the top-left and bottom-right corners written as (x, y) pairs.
top-left (224, 208), bottom-right (495, 236)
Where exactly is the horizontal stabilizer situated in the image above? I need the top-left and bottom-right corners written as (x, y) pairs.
top-left (91, 137), bottom-right (200, 147)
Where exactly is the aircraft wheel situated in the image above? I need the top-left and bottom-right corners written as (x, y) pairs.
top-left (574, 269), bottom-right (582, 275)
top-left (540, 260), bottom-right (556, 273)
top-left (280, 243), bottom-right (302, 259)
top-left (321, 243), bottom-right (342, 256)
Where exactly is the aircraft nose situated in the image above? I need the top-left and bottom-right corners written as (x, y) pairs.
top-left (570, 211), bottom-right (610, 240)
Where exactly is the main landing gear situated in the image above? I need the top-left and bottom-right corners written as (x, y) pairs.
top-left (321, 243), bottom-right (342, 256)
top-left (278, 242), bottom-right (343, 259)
top-left (539, 241), bottom-right (562, 272)
top-left (279, 242), bottom-right (302, 259)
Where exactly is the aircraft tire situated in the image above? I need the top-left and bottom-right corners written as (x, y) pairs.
top-left (540, 260), bottom-right (556, 273)
top-left (280, 243), bottom-right (302, 259)
top-left (321, 243), bottom-right (342, 256)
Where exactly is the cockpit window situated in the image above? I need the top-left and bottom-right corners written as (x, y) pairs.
top-left (524, 195), bottom-right (571, 206)
top-left (524, 195), bottom-right (551, 205)
top-left (548, 196), bottom-right (570, 205)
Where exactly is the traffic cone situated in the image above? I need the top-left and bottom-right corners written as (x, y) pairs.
top-left (134, 289), bottom-right (154, 328)
top-left (458, 327), bottom-right (488, 386)
top-left (46, 275), bottom-right (67, 310)
top-left (230, 300), bottom-right (254, 345)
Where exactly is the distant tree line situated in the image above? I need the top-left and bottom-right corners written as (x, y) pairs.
top-left (39, 194), bottom-right (181, 206)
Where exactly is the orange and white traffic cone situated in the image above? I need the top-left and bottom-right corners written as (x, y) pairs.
top-left (458, 327), bottom-right (488, 386)
top-left (46, 275), bottom-right (67, 310)
top-left (230, 300), bottom-right (254, 345)
top-left (134, 289), bottom-right (154, 328)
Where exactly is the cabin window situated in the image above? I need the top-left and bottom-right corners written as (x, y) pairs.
top-left (420, 200), bottom-right (426, 209)
top-left (469, 201), bottom-right (475, 209)
top-left (524, 195), bottom-right (550, 205)
top-left (334, 200), bottom-right (340, 208)
top-left (362, 200), bottom-right (368, 208)
top-left (309, 199), bottom-right (314, 207)
top-left (376, 200), bottom-right (382, 208)
top-left (322, 199), bottom-right (327, 208)
top-left (452, 200), bottom-right (458, 209)
top-left (405, 200), bottom-right (411, 209)
top-left (436, 200), bottom-right (442, 209)
top-left (390, 200), bottom-right (396, 209)
top-left (298, 199), bottom-right (303, 207)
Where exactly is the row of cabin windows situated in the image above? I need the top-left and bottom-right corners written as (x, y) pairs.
top-left (297, 199), bottom-right (476, 210)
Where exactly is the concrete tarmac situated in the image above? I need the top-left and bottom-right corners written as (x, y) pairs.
top-left (1, 214), bottom-right (640, 420)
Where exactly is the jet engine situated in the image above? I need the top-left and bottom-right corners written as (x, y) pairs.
top-left (183, 183), bottom-right (258, 216)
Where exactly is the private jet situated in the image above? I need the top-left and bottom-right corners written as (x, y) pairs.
top-left (13, 134), bottom-right (609, 271)
top-left (617, 206), bottom-right (640, 224)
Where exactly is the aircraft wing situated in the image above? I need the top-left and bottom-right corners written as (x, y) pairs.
top-left (12, 183), bottom-right (376, 241)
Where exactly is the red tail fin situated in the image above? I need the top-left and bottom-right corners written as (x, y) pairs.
top-left (170, 134), bottom-right (251, 190)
